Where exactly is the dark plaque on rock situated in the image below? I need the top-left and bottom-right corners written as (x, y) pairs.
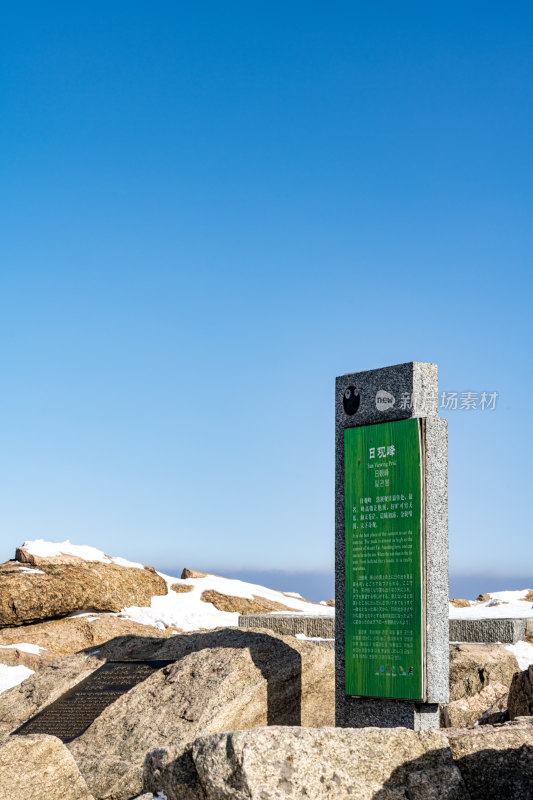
top-left (13, 660), bottom-right (174, 743)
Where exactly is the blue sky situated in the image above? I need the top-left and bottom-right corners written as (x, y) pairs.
top-left (1, 2), bottom-right (532, 595)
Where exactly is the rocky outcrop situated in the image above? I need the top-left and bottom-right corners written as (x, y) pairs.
top-left (0, 643), bottom-right (53, 671)
top-left (449, 644), bottom-right (519, 700)
top-left (146, 726), bottom-right (469, 800)
top-left (65, 628), bottom-right (333, 800)
top-left (443, 643), bottom-right (520, 727)
top-left (444, 681), bottom-right (510, 728)
top-left (181, 568), bottom-right (208, 579)
top-left (0, 651), bottom-right (106, 744)
top-left (0, 558), bottom-right (167, 627)
top-left (508, 665), bottom-right (533, 719)
top-left (200, 589), bottom-right (299, 614)
top-left (143, 722), bottom-right (533, 800)
top-left (170, 583), bottom-right (192, 594)
top-left (0, 734), bottom-right (95, 800)
top-left (0, 615), bottom-right (172, 667)
top-left (447, 722), bottom-right (533, 799)
top-left (450, 598), bottom-right (471, 608)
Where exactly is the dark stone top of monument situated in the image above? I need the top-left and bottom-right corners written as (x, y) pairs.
top-left (336, 361), bottom-right (438, 429)
top-left (13, 660), bottom-right (174, 743)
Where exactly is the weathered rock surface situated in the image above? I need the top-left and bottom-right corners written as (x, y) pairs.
top-left (0, 651), bottom-right (106, 744)
top-left (508, 664), bottom-right (533, 719)
top-left (144, 722), bottom-right (533, 800)
top-left (450, 598), bottom-right (471, 608)
top-left (0, 614), bottom-right (171, 666)
top-left (0, 734), bottom-right (94, 800)
top-left (0, 558), bottom-right (167, 627)
top-left (65, 628), bottom-right (333, 800)
top-left (180, 568), bottom-right (208, 579)
top-left (449, 643), bottom-right (519, 701)
top-left (447, 722), bottom-right (533, 800)
top-left (200, 589), bottom-right (299, 613)
top-left (0, 642), bottom-right (53, 671)
top-left (145, 726), bottom-right (468, 800)
top-left (443, 643), bottom-right (519, 727)
top-left (444, 681), bottom-right (509, 728)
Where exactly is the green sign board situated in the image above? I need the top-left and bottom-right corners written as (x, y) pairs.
top-left (344, 418), bottom-right (425, 700)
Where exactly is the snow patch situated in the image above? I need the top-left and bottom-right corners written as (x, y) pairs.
top-left (18, 566), bottom-right (45, 575)
top-left (295, 633), bottom-right (331, 642)
top-left (0, 643), bottom-right (44, 654)
top-left (0, 664), bottom-right (34, 695)
top-left (21, 539), bottom-right (145, 569)
top-left (449, 589), bottom-right (533, 620)
top-left (506, 641), bottom-right (533, 671)
top-left (121, 572), bottom-right (334, 633)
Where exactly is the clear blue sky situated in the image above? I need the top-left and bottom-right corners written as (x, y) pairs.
top-left (1, 2), bottom-right (532, 590)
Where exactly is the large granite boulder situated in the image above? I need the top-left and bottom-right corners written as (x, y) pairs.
top-left (444, 643), bottom-right (520, 727)
top-left (0, 556), bottom-right (167, 627)
top-left (508, 664), bottom-right (533, 719)
top-left (447, 722), bottom-right (533, 799)
top-left (0, 651), bottom-right (106, 744)
top-left (65, 628), bottom-right (333, 800)
top-left (0, 734), bottom-right (94, 800)
top-left (145, 726), bottom-right (468, 800)
top-left (144, 722), bottom-right (533, 800)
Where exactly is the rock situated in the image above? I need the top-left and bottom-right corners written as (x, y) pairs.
top-left (450, 598), bottom-right (471, 608)
top-left (180, 568), bottom-right (208, 579)
top-left (200, 589), bottom-right (299, 614)
top-left (0, 558), bottom-right (167, 627)
top-left (324, 598), bottom-right (335, 606)
top-left (170, 583), bottom-right (192, 593)
top-left (0, 734), bottom-right (95, 800)
top-left (0, 651), bottom-right (106, 743)
top-left (476, 593), bottom-right (490, 602)
top-left (0, 643), bottom-right (53, 671)
top-left (447, 723), bottom-right (533, 800)
top-left (443, 681), bottom-right (509, 728)
top-left (146, 726), bottom-right (468, 800)
top-left (0, 615), bottom-right (172, 667)
top-left (65, 628), bottom-right (334, 800)
top-left (444, 643), bottom-right (519, 727)
top-left (449, 643), bottom-right (519, 701)
top-left (508, 665), bottom-right (533, 719)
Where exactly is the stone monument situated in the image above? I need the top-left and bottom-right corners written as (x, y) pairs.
top-left (335, 362), bottom-right (448, 730)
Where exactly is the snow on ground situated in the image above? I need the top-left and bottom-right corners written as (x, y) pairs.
top-left (121, 570), bottom-right (334, 633)
top-left (17, 566), bottom-right (45, 574)
top-left (0, 643), bottom-right (44, 654)
top-left (0, 664), bottom-right (34, 695)
top-left (449, 589), bottom-right (533, 619)
top-left (506, 641), bottom-right (533, 671)
top-left (22, 539), bottom-right (145, 569)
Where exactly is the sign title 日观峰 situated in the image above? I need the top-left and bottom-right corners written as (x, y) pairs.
top-left (369, 445), bottom-right (396, 459)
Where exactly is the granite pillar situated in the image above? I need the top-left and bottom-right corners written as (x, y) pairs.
top-left (335, 362), bottom-right (449, 730)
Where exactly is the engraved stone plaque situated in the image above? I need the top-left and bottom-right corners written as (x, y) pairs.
top-left (13, 660), bottom-right (174, 743)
